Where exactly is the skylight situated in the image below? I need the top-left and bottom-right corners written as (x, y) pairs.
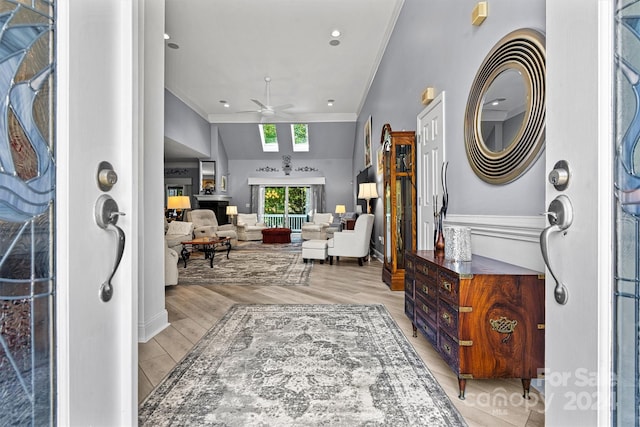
top-left (291, 123), bottom-right (309, 152)
top-left (259, 123), bottom-right (279, 152)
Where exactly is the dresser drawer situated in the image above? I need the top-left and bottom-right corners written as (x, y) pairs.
top-left (438, 299), bottom-right (459, 337)
top-left (415, 274), bottom-right (437, 302)
top-left (415, 260), bottom-right (437, 279)
top-left (415, 313), bottom-right (437, 346)
top-left (415, 292), bottom-right (437, 325)
top-left (438, 330), bottom-right (461, 374)
top-left (405, 253), bottom-right (416, 279)
top-left (404, 297), bottom-right (415, 322)
top-left (438, 269), bottom-right (460, 304)
top-left (404, 276), bottom-right (414, 297)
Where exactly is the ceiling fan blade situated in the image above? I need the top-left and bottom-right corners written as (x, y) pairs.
top-left (273, 103), bottom-right (294, 111)
top-left (274, 110), bottom-right (293, 119)
top-left (251, 99), bottom-right (268, 110)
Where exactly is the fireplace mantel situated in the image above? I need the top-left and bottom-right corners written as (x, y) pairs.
top-left (194, 195), bottom-right (232, 202)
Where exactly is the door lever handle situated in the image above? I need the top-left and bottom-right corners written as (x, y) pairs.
top-left (539, 195), bottom-right (573, 305)
top-left (95, 195), bottom-right (126, 302)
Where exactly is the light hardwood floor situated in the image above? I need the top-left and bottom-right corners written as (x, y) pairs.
top-left (139, 248), bottom-right (545, 427)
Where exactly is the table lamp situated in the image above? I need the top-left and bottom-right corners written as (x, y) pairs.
top-left (335, 204), bottom-right (346, 219)
top-left (167, 196), bottom-right (191, 221)
top-left (226, 205), bottom-right (238, 225)
top-left (358, 183), bottom-right (378, 214)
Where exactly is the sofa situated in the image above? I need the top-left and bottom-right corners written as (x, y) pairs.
top-left (185, 209), bottom-right (238, 248)
top-left (301, 213), bottom-right (333, 240)
top-left (164, 220), bottom-right (194, 253)
top-left (236, 213), bottom-right (267, 241)
top-left (165, 239), bottom-right (179, 286)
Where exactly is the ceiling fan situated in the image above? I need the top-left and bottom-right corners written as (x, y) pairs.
top-left (239, 76), bottom-right (294, 120)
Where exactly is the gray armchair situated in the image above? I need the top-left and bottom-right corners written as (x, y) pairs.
top-left (327, 214), bottom-right (375, 266)
top-left (185, 209), bottom-right (238, 247)
top-left (301, 213), bottom-right (333, 240)
top-left (236, 213), bottom-right (267, 241)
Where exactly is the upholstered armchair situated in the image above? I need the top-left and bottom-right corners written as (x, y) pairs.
top-left (164, 220), bottom-right (194, 253)
top-left (165, 239), bottom-right (179, 286)
top-left (327, 214), bottom-right (375, 266)
top-left (236, 213), bottom-right (267, 241)
top-left (301, 213), bottom-right (334, 240)
top-left (185, 209), bottom-right (238, 247)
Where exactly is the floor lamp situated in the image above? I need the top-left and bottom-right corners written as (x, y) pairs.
top-left (358, 183), bottom-right (378, 214)
top-left (358, 183), bottom-right (378, 262)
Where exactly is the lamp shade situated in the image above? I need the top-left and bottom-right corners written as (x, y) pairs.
top-left (226, 205), bottom-right (238, 215)
top-left (358, 183), bottom-right (378, 200)
top-left (167, 195), bottom-right (191, 209)
top-left (335, 204), bottom-right (346, 214)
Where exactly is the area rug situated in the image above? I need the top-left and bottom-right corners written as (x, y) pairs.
top-left (178, 242), bottom-right (310, 286)
top-left (139, 304), bottom-right (467, 426)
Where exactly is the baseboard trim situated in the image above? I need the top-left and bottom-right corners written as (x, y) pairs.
top-left (138, 309), bottom-right (169, 343)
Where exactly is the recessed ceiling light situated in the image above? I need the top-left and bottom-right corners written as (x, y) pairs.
top-left (164, 33), bottom-right (170, 40)
top-left (167, 42), bottom-right (179, 49)
top-left (487, 97), bottom-right (506, 106)
top-left (327, 99), bottom-right (335, 106)
top-left (329, 39), bottom-right (340, 47)
top-left (219, 100), bottom-right (230, 108)
top-left (331, 29), bottom-right (341, 38)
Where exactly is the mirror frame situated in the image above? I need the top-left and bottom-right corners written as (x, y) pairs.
top-left (464, 28), bottom-right (546, 185)
top-left (199, 160), bottom-right (216, 193)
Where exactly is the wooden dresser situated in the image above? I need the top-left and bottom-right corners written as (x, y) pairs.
top-left (405, 250), bottom-right (545, 399)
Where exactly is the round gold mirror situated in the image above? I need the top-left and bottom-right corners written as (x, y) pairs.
top-left (464, 28), bottom-right (546, 184)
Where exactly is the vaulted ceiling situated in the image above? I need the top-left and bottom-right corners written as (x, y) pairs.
top-left (163, 0), bottom-right (404, 161)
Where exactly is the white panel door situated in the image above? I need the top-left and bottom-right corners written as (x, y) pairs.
top-left (416, 92), bottom-right (445, 250)
top-left (545, 1), bottom-right (612, 425)
top-left (57, 0), bottom-right (138, 425)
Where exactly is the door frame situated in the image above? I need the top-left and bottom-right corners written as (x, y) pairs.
top-left (56, 0), bottom-right (139, 424)
top-left (416, 91), bottom-right (445, 250)
top-left (545, 0), bottom-right (613, 424)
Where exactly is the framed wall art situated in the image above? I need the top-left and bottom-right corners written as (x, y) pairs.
top-left (364, 115), bottom-right (372, 168)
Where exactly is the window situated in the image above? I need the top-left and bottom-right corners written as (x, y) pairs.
top-left (291, 123), bottom-right (309, 152)
top-left (259, 123), bottom-right (279, 152)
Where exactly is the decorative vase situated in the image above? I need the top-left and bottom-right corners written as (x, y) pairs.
top-left (444, 226), bottom-right (472, 261)
top-left (435, 227), bottom-right (445, 256)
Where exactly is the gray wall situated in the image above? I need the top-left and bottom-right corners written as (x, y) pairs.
top-left (228, 158), bottom-right (354, 215)
top-left (354, 0), bottom-right (546, 254)
top-left (165, 90), bottom-right (211, 157)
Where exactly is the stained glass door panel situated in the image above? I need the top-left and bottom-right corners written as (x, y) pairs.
top-left (0, 1), bottom-right (56, 424)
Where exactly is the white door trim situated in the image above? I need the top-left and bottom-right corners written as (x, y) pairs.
top-left (56, 0), bottom-right (139, 424)
top-left (596, 0), bottom-right (614, 423)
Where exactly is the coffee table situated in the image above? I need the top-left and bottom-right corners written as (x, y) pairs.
top-left (180, 236), bottom-right (231, 268)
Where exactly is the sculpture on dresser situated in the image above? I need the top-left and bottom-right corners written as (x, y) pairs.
top-left (433, 162), bottom-right (448, 255)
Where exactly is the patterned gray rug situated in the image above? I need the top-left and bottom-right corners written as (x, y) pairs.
top-left (139, 304), bottom-right (467, 426)
top-left (178, 241), bottom-right (310, 286)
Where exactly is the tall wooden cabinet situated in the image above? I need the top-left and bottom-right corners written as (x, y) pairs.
top-left (405, 250), bottom-right (545, 399)
top-left (381, 124), bottom-right (416, 291)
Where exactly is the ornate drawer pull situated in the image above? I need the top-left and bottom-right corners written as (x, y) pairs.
top-left (442, 312), bottom-right (451, 325)
top-left (490, 316), bottom-right (518, 343)
top-left (443, 343), bottom-right (451, 355)
top-left (422, 285), bottom-right (430, 295)
top-left (422, 304), bottom-right (429, 313)
top-left (442, 280), bottom-right (452, 292)
top-left (419, 265), bottom-right (429, 275)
